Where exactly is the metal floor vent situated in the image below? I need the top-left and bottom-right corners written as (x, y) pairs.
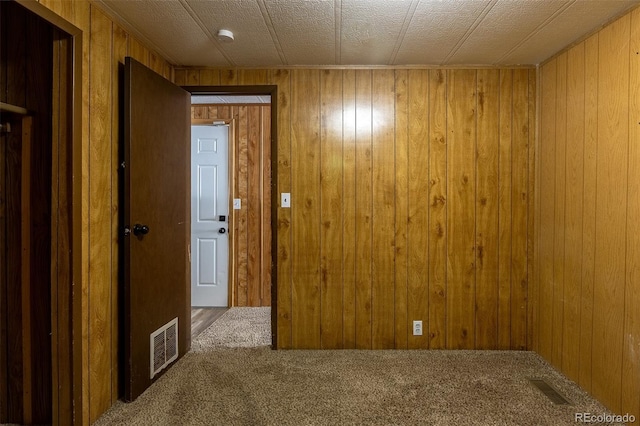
top-left (150, 317), bottom-right (178, 379)
top-left (528, 378), bottom-right (571, 405)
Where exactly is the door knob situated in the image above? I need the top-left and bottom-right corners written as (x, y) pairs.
top-left (133, 224), bottom-right (149, 236)
top-left (218, 228), bottom-right (226, 234)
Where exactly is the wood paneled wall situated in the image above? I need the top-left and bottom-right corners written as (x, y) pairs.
top-left (177, 67), bottom-right (536, 351)
top-left (536, 8), bottom-right (640, 420)
top-left (192, 104), bottom-right (272, 307)
top-left (34, 1), bottom-right (173, 424)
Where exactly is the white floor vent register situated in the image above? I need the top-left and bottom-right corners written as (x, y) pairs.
top-left (150, 317), bottom-right (178, 379)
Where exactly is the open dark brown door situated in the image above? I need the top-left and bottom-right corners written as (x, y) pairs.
top-left (124, 57), bottom-right (190, 401)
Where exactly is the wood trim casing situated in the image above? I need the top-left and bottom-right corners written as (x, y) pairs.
top-left (11, 1), bottom-right (83, 424)
top-left (183, 85), bottom-right (278, 348)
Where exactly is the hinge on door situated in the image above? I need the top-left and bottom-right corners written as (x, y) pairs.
top-left (121, 161), bottom-right (126, 169)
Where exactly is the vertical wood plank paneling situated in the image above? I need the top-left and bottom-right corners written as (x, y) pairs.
top-left (428, 69), bottom-right (447, 349)
top-left (236, 107), bottom-right (249, 306)
top-left (246, 107), bottom-right (262, 306)
top-left (579, 34), bottom-right (598, 393)
top-left (148, 51), bottom-right (164, 77)
top-left (406, 70), bottom-right (429, 350)
top-left (185, 69), bottom-right (199, 86)
top-left (371, 70), bottom-right (395, 349)
top-left (77, 1), bottom-right (91, 422)
top-left (261, 106), bottom-right (272, 307)
top-left (319, 70), bottom-right (343, 348)
top-left (229, 105), bottom-right (241, 303)
top-left (199, 69), bottom-right (220, 86)
top-left (527, 69), bottom-right (537, 352)
top-left (562, 45), bottom-right (585, 381)
top-left (220, 69), bottom-right (238, 85)
top-left (537, 10), bottom-right (640, 418)
top-left (270, 69), bottom-right (292, 348)
top-left (88, 7), bottom-right (112, 422)
top-left (446, 69), bottom-right (476, 349)
top-left (342, 70), bottom-right (357, 348)
top-left (552, 53), bottom-right (567, 369)
top-left (511, 69), bottom-right (530, 350)
top-left (355, 70), bottom-right (373, 349)
top-left (291, 69), bottom-right (321, 349)
top-left (538, 60), bottom-right (557, 361)
top-left (475, 69), bottom-right (499, 349)
top-left (128, 37), bottom-right (148, 66)
top-left (622, 8), bottom-right (640, 420)
top-left (173, 69), bottom-right (187, 86)
top-left (238, 69), bottom-right (268, 86)
top-left (394, 70), bottom-right (409, 350)
top-left (592, 15), bottom-right (630, 413)
top-left (497, 69), bottom-right (513, 350)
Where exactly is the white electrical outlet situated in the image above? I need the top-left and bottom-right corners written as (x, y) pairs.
top-left (233, 198), bottom-right (241, 210)
top-left (281, 192), bottom-right (291, 208)
top-left (413, 320), bottom-right (423, 336)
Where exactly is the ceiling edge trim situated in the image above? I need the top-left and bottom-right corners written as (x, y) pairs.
top-left (173, 64), bottom-right (537, 71)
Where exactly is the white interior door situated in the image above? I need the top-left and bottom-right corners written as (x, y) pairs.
top-left (191, 124), bottom-right (229, 307)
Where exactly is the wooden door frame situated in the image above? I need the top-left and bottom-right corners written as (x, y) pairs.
top-left (183, 86), bottom-right (278, 348)
top-left (13, 1), bottom-right (83, 424)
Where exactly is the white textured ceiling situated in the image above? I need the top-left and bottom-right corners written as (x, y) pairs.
top-left (192, 95), bottom-right (271, 104)
top-left (95, 0), bottom-right (640, 67)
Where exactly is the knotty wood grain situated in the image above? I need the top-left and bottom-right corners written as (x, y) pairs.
top-left (475, 69), bottom-right (499, 350)
top-left (552, 53), bottom-right (567, 369)
top-left (511, 69), bottom-right (530, 351)
top-left (592, 16), bottom-right (629, 413)
top-left (394, 70), bottom-right (409, 350)
top-left (319, 70), bottom-right (343, 349)
top-left (291, 69), bottom-right (321, 349)
top-left (579, 34), bottom-right (598, 394)
top-left (342, 70), bottom-right (357, 349)
top-left (88, 8), bottom-right (112, 421)
top-left (622, 8), bottom-right (640, 420)
top-left (371, 70), bottom-right (395, 349)
top-left (561, 45), bottom-right (585, 381)
top-left (270, 69), bottom-right (292, 349)
top-left (446, 69), bottom-right (476, 349)
top-left (355, 70), bottom-right (373, 349)
top-left (427, 69), bottom-right (447, 349)
top-left (538, 59), bottom-right (557, 361)
top-left (407, 70), bottom-right (429, 350)
top-left (497, 69), bottom-right (513, 350)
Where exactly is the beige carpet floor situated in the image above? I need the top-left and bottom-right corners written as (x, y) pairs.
top-left (93, 308), bottom-right (622, 426)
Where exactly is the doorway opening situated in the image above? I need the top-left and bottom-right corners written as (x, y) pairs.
top-left (0, 1), bottom-right (82, 424)
top-left (185, 87), bottom-right (277, 348)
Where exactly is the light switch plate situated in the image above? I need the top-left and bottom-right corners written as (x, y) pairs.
top-left (233, 198), bottom-right (241, 210)
top-left (281, 193), bottom-right (291, 208)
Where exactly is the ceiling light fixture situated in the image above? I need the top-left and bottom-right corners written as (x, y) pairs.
top-left (217, 29), bottom-right (234, 42)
